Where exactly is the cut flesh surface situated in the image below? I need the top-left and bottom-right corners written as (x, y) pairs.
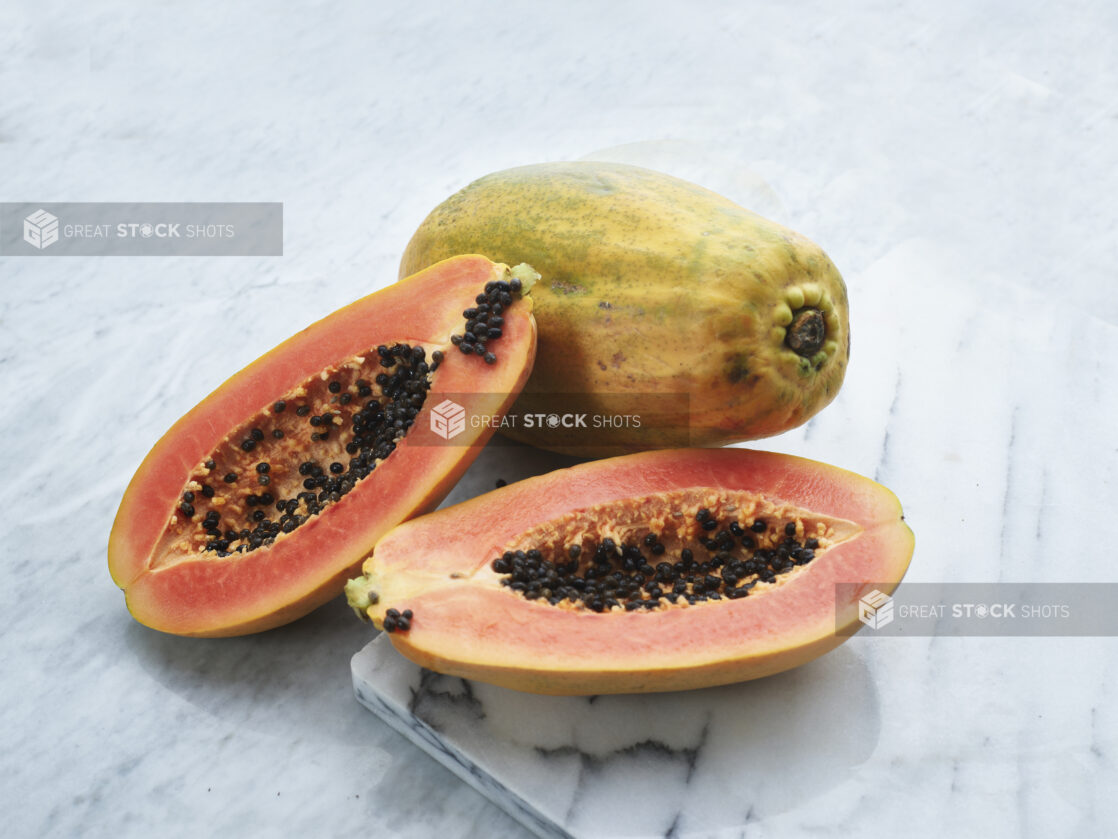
top-left (109, 255), bottom-right (537, 637)
top-left (347, 448), bottom-right (913, 694)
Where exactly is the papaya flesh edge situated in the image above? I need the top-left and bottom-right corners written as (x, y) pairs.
top-left (347, 448), bottom-right (913, 695)
top-left (108, 255), bottom-right (537, 637)
top-left (399, 161), bottom-right (851, 456)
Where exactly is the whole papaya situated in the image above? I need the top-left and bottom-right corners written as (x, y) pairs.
top-left (400, 161), bottom-right (849, 455)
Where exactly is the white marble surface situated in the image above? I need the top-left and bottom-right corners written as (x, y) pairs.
top-left (2, 1), bottom-right (1117, 837)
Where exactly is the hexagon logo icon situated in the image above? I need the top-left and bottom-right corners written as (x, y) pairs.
top-left (858, 589), bottom-right (894, 629)
top-left (24, 209), bottom-right (59, 249)
top-left (430, 399), bottom-right (466, 440)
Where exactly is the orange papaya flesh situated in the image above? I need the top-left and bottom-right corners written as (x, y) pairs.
top-left (108, 255), bottom-right (538, 637)
top-left (346, 448), bottom-right (913, 694)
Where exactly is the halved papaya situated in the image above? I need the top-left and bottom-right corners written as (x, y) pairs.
top-left (108, 255), bottom-right (537, 637)
top-left (346, 448), bottom-right (913, 694)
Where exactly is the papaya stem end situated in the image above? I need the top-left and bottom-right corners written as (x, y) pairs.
top-left (344, 574), bottom-right (380, 621)
top-left (786, 308), bottom-right (826, 357)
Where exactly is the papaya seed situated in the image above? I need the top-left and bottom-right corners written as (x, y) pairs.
top-left (488, 508), bottom-right (826, 613)
top-left (382, 607), bottom-right (412, 633)
top-left (169, 273), bottom-right (526, 561)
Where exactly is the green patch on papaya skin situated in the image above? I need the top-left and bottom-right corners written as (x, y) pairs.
top-left (726, 354), bottom-right (751, 385)
top-left (550, 279), bottom-right (589, 295)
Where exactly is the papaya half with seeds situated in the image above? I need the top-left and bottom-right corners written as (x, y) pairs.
top-left (108, 255), bottom-right (537, 637)
top-left (346, 448), bottom-right (913, 695)
top-left (400, 161), bottom-right (850, 456)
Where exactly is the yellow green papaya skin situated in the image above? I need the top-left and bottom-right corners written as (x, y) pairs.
top-left (400, 161), bottom-right (849, 455)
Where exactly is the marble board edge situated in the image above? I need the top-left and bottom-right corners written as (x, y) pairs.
top-left (351, 638), bottom-right (572, 839)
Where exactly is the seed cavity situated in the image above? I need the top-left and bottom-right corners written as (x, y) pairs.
top-left (159, 342), bottom-right (433, 563)
top-left (487, 490), bottom-right (856, 613)
top-left (160, 270), bottom-right (530, 567)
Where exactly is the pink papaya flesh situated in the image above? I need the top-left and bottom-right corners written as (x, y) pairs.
top-left (109, 255), bottom-right (537, 637)
top-left (346, 448), bottom-right (913, 694)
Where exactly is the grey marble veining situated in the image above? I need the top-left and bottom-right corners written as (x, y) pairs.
top-left (2, 0), bottom-right (1117, 837)
top-left (354, 636), bottom-right (882, 839)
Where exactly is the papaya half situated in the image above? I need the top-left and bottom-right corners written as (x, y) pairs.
top-left (108, 255), bottom-right (537, 637)
top-left (400, 161), bottom-right (850, 456)
top-left (346, 448), bottom-right (913, 695)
